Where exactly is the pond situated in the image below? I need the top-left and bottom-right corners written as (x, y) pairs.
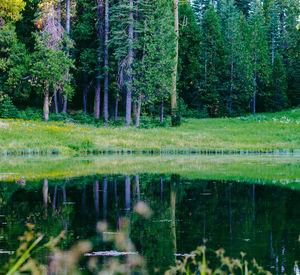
top-left (0, 155), bottom-right (299, 274)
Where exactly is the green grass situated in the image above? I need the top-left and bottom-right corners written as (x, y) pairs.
top-left (0, 155), bottom-right (299, 190)
top-left (0, 109), bottom-right (299, 155)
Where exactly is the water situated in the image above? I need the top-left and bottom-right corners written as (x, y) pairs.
top-left (0, 156), bottom-right (299, 274)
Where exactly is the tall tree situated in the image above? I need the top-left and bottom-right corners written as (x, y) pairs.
top-left (63, 0), bottom-right (71, 112)
top-left (178, 1), bottom-right (202, 112)
top-left (200, 5), bottom-right (224, 117)
top-left (270, 53), bottom-right (288, 111)
top-left (32, 0), bottom-right (73, 121)
top-left (192, 0), bottom-right (210, 25)
top-left (264, 0), bottom-right (281, 67)
top-left (171, 0), bottom-right (180, 126)
top-left (125, 0), bottom-right (134, 126)
top-left (73, 0), bottom-right (97, 113)
top-left (110, 0), bottom-right (137, 126)
top-left (248, 0), bottom-right (271, 113)
top-left (95, 0), bottom-right (104, 119)
top-left (103, 0), bottom-right (109, 123)
top-left (234, 0), bottom-right (251, 16)
top-left (219, 0), bottom-right (252, 115)
top-left (134, 0), bottom-right (175, 124)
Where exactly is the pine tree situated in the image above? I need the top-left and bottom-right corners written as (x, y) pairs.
top-left (264, 0), bottom-right (281, 67)
top-left (192, 0), bottom-right (210, 25)
top-left (171, 0), bottom-right (180, 126)
top-left (200, 5), bottom-right (224, 117)
top-left (73, 0), bottom-right (98, 114)
top-left (219, 0), bottom-right (252, 115)
top-left (178, 1), bottom-right (202, 111)
top-left (248, 0), bottom-right (271, 113)
top-left (103, 0), bottom-right (109, 124)
top-left (95, 0), bottom-right (104, 119)
top-left (138, 0), bottom-right (175, 123)
top-left (270, 53), bottom-right (288, 111)
top-left (277, 0), bottom-right (300, 107)
top-left (234, 0), bottom-right (251, 16)
top-left (110, 0), bottom-right (138, 125)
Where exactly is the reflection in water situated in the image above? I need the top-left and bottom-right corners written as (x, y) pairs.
top-left (0, 174), bottom-right (299, 274)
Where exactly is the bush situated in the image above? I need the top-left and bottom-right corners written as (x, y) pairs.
top-left (0, 94), bottom-right (19, 119)
top-left (49, 112), bottom-right (73, 123)
top-left (138, 116), bottom-right (168, 129)
top-left (18, 107), bottom-right (43, 120)
top-left (71, 110), bottom-right (96, 124)
top-left (179, 98), bottom-right (209, 118)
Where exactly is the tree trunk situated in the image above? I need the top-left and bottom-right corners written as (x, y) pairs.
top-left (230, 54), bottom-right (233, 114)
top-left (171, 0), bottom-right (179, 126)
top-left (62, 186), bottom-right (66, 202)
top-left (95, 0), bottom-right (104, 119)
top-left (160, 177), bottom-right (163, 201)
top-left (132, 99), bottom-right (137, 125)
top-left (44, 90), bottom-right (49, 121)
top-left (160, 97), bottom-right (164, 123)
top-left (54, 88), bottom-right (58, 114)
top-left (136, 92), bottom-right (142, 127)
top-left (82, 184), bottom-right (86, 213)
top-left (125, 176), bottom-right (130, 210)
top-left (66, 0), bottom-right (70, 35)
top-left (83, 73), bottom-right (88, 113)
top-left (125, 0), bottom-right (134, 126)
top-left (271, 35), bottom-right (275, 67)
top-left (253, 50), bottom-right (257, 114)
top-left (103, 176), bottom-right (108, 220)
top-left (94, 180), bottom-right (99, 218)
top-left (62, 96), bottom-right (67, 112)
top-left (114, 97), bottom-right (118, 120)
top-left (43, 178), bottom-right (48, 208)
top-left (52, 185), bottom-right (57, 210)
top-left (103, 0), bottom-right (109, 124)
top-left (171, 186), bottom-right (177, 255)
top-left (135, 32), bottom-right (146, 127)
top-left (63, 0), bottom-right (71, 113)
top-left (95, 81), bottom-right (101, 118)
top-left (135, 175), bottom-right (140, 201)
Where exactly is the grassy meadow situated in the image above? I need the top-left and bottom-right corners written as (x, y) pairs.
top-left (0, 109), bottom-right (299, 155)
top-left (0, 155), bottom-right (299, 189)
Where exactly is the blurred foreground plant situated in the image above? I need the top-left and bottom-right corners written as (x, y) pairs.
top-left (5, 203), bottom-right (298, 274)
top-left (165, 244), bottom-right (272, 275)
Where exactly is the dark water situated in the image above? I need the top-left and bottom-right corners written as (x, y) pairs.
top-left (0, 175), bottom-right (299, 274)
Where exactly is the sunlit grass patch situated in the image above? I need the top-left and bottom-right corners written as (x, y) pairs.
top-left (0, 109), bottom-right (299, 155)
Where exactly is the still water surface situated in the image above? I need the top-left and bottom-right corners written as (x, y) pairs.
top-left (0, 156), bottom-right (299, 274)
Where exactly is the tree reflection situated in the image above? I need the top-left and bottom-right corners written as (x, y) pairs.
top-left (0, 174), bottom-right (299, 273)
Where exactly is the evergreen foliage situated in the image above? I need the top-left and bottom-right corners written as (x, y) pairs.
top-left (200, 5), bottom-right (224, 117)
top-left (0, 0), bottom-right (298, 124)
top-left (0, 93), bottom-right (19, 118)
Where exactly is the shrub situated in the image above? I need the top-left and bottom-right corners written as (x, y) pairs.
top-left (49, 112), bottom-right (73, 122)
top-left (138, 116), bottom-right (168, 129)
top-left (0, 94), bottom-right (19, 119)
top-left (71, 110), bottom-right (96, 124)
top-left (18, 107), bottom-right (43, 120)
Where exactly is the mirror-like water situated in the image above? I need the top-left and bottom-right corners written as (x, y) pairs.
top-left (0, 168), bottom-right (299, 273)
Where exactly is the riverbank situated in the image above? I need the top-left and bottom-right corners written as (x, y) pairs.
top-left (0, 109), bottom-right (299, 155)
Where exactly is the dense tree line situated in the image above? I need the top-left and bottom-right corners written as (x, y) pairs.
top-left (0, 0), bottom-right (299, 125)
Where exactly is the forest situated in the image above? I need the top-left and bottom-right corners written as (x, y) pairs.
top-left (0, 0), bottom-right (299, 127)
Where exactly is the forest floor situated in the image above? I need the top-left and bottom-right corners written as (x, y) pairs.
top-left (0, 108), bottom-right (299, 156)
